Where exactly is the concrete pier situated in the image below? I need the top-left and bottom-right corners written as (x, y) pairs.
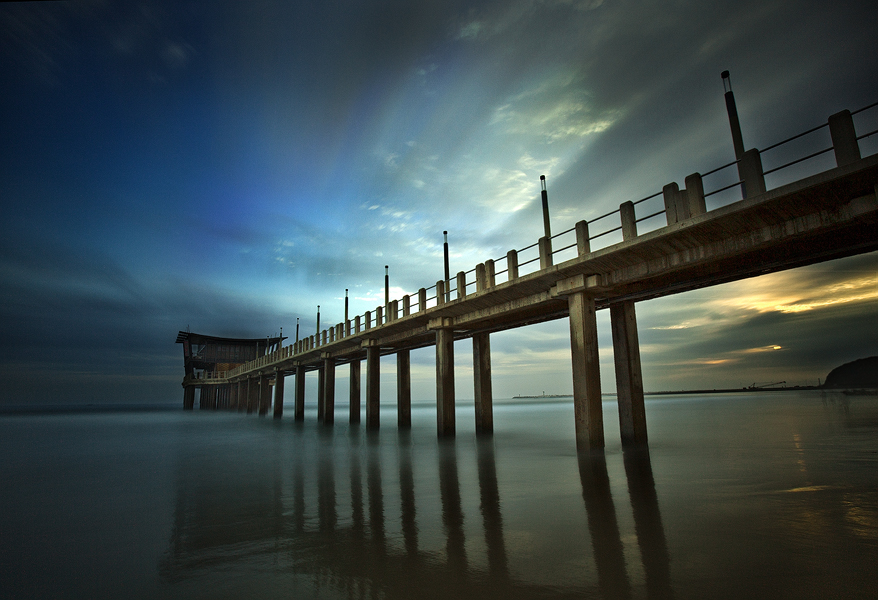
top-left (610, 301), bottom-right (646, 446)
top-left (397, 350), bottom-right (411, 428)
top-left (323, 357), bottom-right (335, 425)
top-left (436, 324), bottom-right (455, 437)
top-left (317, 366), bottom-right (325, 422)
top-left (273, 368), bottom-right (284, 419)
top-left (183, 98), bottom-right (878, 452)
top-left (350, 360), bottom-right (361, 423)
top-left (295, 365), bottom-right (306, 421)
top-left (258, 374), bottom-right (271, 416)
top-left (366, 345), bottom-right (380, 430)
top-left (473, 332), bottom-right (493, 434)
top-left (568, 291), bottom-right (604, 450)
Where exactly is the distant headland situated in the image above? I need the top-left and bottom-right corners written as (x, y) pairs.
top-left (822, 356), bottom-right (878, 390)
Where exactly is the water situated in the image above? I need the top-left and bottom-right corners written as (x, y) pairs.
top-left (1, 392), bottom-right (876, 599)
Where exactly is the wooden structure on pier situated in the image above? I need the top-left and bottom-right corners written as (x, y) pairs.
top-left (176, 331), bottom-right (284, 411)
top-left (181, 100), bottom-right (878, 451)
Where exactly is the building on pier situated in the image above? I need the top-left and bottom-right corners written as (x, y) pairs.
top-left (176, 331), bottom-right (285, 409)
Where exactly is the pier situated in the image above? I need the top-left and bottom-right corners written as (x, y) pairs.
top-left (178, 95), bottom-right (878, 451)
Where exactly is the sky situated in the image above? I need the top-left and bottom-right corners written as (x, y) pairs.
top-left (1, 0), bottom-right (877, 406)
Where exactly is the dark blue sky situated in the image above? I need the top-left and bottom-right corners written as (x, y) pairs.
top-left (2, 0), bottom-right (877, 404)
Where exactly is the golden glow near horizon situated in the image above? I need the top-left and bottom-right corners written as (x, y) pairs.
top-left (718, 273), bottom-right (878, 315)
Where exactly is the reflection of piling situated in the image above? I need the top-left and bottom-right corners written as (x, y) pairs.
top-left (578, 452), bottom-right (632, 600)
top-left (367, 440), bottom-right (385, 549)
top-left (439, 441), bottom-right (467, 576)
top-left (477, 438), bottom-right (508, 579)
top-left (318, 449), bottom-right (337, 532)
top-left (623, 448), bottom-right (674, 599)
top-left (398, 432), bottom-right (418, 556)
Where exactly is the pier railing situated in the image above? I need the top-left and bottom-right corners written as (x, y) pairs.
top-left (227, 101), bottom-right (877, 379)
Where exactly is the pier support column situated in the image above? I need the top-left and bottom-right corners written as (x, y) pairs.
top-left (568, 291), bottom-right (604, 450)
top-left (259, 374), bottom-right (272, 416)
top-left (473, 332), bottom-right (493, 434)
top-left (398, 350), bottom-right (411, 428)
top-left (366, 345), bottom-right (380, 431)
top-left (436, 326), bottom-right (456, 437)
top-left (323, 356), bottom-right (336, 425)
top-left (273, 369), bottom-right (285, 419)
top-left (317, 366), bottom-right (325, 422)
top-left (610, 301), bottom-right (647, 446)
top-left (249, 378), bottom-right (259, 413)
top-left (236, 380), bottom-right (244, 412)
top-left (350, 359), bottom-right (361, 424)
top-left (229, 382), bottom-right (237, 410)
top-left (294, 365), bottom-right (306, 421)
top-left (183, 386), bottom-right (195, 410)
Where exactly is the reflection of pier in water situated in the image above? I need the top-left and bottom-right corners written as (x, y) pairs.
top-left (160, 431), bottom-right (672, 598)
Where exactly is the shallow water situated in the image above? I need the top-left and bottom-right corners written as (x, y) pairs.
top-left (1, 391), bottom-right (876, 599)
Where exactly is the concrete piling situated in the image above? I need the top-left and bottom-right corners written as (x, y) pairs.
top-left (568, 291), bottom-right (604, 451)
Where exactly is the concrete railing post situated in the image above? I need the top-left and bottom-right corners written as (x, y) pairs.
top-left (575, 220), bottom-right (591, 255)
top-left (829, 109), bottom-right (861, 167)
top-left (738, 148), bottom-right (766, 198)
top-left (539, 236), bottom-right (553, 269)
top-left (364, 311), bottom-right (371, 330)
top-left (506, 250), bottom-right (519, 280)
top-left (620, 201), bottom-right (638, 240)
top-left (685, 173), bottom-right (706, 216)
top-left (436, 281), bottom-right (446, 306)
top-left (663, 183), bottom-right (682, 225)
top-left (456, 271), bottom-right (466, 300)
top-left (376, 306), bottom-right (383, 326)
top-left (418, 288), bottom-right (427, 312)
top-left (390, 300), bottom-right (398, 322)
top-left (476, 263), bottom-right (487, 292)
top-left (485, 259), bottom-right (496, 288)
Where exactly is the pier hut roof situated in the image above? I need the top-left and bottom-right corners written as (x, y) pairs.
top-left (175, 331), bottom-right (285, 345)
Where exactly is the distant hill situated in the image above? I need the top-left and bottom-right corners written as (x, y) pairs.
top-left (823, 357), bottom-right (878, 389)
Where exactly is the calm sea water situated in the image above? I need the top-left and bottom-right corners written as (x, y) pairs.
top-left (1, 392), bottom-right (876, 599)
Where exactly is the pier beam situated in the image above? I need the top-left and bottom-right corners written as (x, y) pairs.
top-left (273, 369), bottom-right (285, 419)
top-left (350, 359), bottom-right (361, 424)
top-left (610, 301), bottom-right (647, 446)
top-left (473, 332), bottom-right (493, 434)
top-left (323, 356), bottom-right (335, 425)
top-left (366, 345), bottom-right (380, 431)
top-left (436, 325), bottom-right (456, 437)
top-left (398, 350), bottom-right (411, 428)
top-left (568, 291), bottom-right (604, 450)
top-left (294, 365), bottom-right (306, 421)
